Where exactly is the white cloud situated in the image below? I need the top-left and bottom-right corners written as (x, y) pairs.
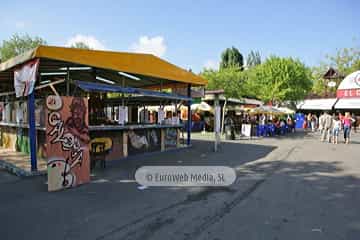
top-left (130, 36), bottom-right (167, 57)
top-left (65, 34), bottom-right (106, 50)
top-left (203, 60), bottom-right (219, 70)
top-left (15, 21), bottom-right (25, 29)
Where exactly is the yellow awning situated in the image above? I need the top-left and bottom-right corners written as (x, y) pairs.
top-left (0, 45), bottom-right (207, 86)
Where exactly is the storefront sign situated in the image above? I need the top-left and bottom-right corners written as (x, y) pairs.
top-left (14, 59), bottom-right (39, 97)
top-left (336, 89), bottom-right (360, 98)
top-left (46, 96), bottom-right (90, 192)
top-left (337, 71), bottom-right (360, 99)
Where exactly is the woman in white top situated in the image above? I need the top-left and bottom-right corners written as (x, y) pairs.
top-left (332, 116), bottom-right (341, 144)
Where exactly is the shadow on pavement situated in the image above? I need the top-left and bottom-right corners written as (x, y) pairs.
top-left (229, 159), bottom-right (360, 240)
top-left (93, 139), bottom-right (277, 182)
top-left (1, 137), bottom-right (359, 240)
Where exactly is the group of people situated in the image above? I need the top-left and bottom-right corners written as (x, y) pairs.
top-left (221, 111), bottom-right (296, 137)
top-left (259, 114), bottom-right (295, 130)
top-left (317, 112), bottom-right (357, 144)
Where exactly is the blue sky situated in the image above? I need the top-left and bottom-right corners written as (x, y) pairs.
top-left (0, 0), bottom-right (359, 73)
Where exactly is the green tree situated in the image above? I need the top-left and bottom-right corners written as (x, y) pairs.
top-left (311, 45), bottom-right (360, 97)
top-left (250, 56), bottom-right (313, 104)
top-left (71, 42), bottom-right (91, 49)
top-left (327, 47), bottom-right (360, 76)
top-left (201, 67), bottom-right (247, 99)
top-left (201, 67), bottom-right (248, 134)
top-left (0, 33), bottom-right (46, 62)
top-left (246, 50), bottom-right (261, 68)
top-left (310, 63), bottom-right (329, 97)
top-left (220, 47), bottom-right (244, 70)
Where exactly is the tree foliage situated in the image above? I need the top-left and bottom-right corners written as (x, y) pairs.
top-left (0, 33), bottom-right (46, 62)
top-left (327, 47), bottom-right (360, 76)
top-left (311, 63), bottom-right (329, 96)
top-left (246, 50), bottom-right (261, 68)
top-left (311, 45), bottom-right (360, 97)
top-left (201, 67), bottom-right (247, 99)
top-left (202, 54), bottom-right (312, 105)
top-left (220, 47), bottom-right (244, 70)
top-left (248, 56), bottom-right (313, 104)
top-left (71, 42), bottom-right (92, 49)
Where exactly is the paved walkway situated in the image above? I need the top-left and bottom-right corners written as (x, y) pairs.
top-left (0, 131), bottom-right (359, 240)
top-left (0, 148), bottom-right (47, 175)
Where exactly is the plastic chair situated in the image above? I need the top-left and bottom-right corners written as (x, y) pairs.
top-left (90, 142), bottom-right (106, 170)
top-left (258, 125), bottom-right (266, 137)
top-left (268, 124), bottom-right (276, 136)
top-left (280, 125), bottom-right (286, 135)
top-left (256, 125), bottom-right (261, 137)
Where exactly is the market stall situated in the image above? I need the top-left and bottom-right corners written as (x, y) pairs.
top-left (75, 80), bottom-right (189, 159)
top-left (0, 46), bottom-right (207, 190)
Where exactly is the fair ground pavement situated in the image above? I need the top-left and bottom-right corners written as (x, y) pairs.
top-left (0, 130), bottom-right (360, 240)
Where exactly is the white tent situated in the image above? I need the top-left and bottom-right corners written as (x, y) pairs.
top-left (335, 98), bottom-right (360, 109)
top-left (274, 107), bottom-right (295, 114)
top-left (335, 71), bottom-right (360, 109)
top-left (250, 106), bottom-right (283, 115)
top-left (297, 98), bottom-right (338, 110)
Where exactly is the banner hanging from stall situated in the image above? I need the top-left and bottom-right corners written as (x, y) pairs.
top-left (46, 96), bottom-right (90, 192)
top-left (14, 59), bottom-right (39, 97)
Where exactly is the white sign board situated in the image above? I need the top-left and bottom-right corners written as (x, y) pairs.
top-left (118, 106), bottom-right (128, 125)
top-left (215, 106), bottom-right (221, 133)
top-left (241, 124), bottom-right (252, 137)
top-left (158, 108), bottom-right (165, 124)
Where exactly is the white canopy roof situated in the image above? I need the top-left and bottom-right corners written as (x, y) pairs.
top-left (297, 98), bottom-right (338, 110)
top-left (334, 98), bottom-right (360, 109)
top-left (338, 71), bottom-right (360, 90)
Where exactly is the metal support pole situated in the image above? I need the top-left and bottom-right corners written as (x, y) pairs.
top-left (187, 84), bottom-right (191, 146)
top-left (143, 105), bottom-right (146, 123)
top-left (122, 78), bottom-right (125, 107)
top-left (66, 67), bottom-right (70, 96)
top-left (214, 94), bottom-right (220, 152)
top-left (28, 91), bottom-right (37, 171)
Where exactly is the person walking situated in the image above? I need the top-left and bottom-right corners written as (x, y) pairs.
top-left (224, 111), bottom-right (236, 140)
top-left (318, 112), bottom-right (325, 140)
top-left (342, 112), bottom-right (354, 144)
top-left (287, 115), bottom-right (294, 133)
top-left (352, 113), bottom-right (357, 133)
top-left (307, 113), bottom-right (312, 131)
top-left (321, 111), bottom-right (333, 143)
top-left (259, 114), bottom-right (266, 136)
top-left (332, 116), bottom-right (341, 144)
top-left (311, 114), bottom-right (317, 132)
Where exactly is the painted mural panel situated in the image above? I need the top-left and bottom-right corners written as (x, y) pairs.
top-left (46, 96), bottom-right (90, 192)
top-left (128, 129), bottom-right (161, 155)
top-left (164, 128), bottom-right (178, 148)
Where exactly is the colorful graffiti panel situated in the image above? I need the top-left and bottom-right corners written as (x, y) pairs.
top-left (46, 96), bottom-right (90, 192)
